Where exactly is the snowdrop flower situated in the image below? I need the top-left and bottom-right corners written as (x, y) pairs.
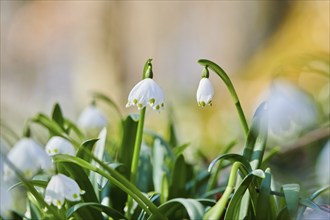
top-left (126, 78), bottom-right (165, 111)
top-left (267, 81), bottom-right (318, 135)
top-left (45, 136), bottom-right (75, 156)
top-left (4, 138), bottom-right (52, 180)
top-left (196, 67), bottom-right (214, 107)
top-left (77, 104), bottom-right (108, 137)
top-left (44, 174), bottom-right (85, 209)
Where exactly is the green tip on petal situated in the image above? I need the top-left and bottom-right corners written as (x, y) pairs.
top-left (149, 98), bottom-right (155, 105)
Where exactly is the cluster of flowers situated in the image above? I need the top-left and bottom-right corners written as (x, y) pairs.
top-left (1, 66), bottom-right (215, 217)
top-left (1, 105), bottom-right (108, 217)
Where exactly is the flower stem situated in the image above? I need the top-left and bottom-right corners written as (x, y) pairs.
top-left (203, 162), bottom-right (241, 219)
top-left (130, 107), bottom-right (146, 185)
top-left (198, 59), bottom-right (249, 137)
top-left (126, 106), bottom-right (146, 217)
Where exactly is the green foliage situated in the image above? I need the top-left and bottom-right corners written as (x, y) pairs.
top-left (1, 58), bottom-right (329, 220)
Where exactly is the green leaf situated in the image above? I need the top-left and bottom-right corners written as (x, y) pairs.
top-left (297, 185), bottom-right (330, 219)
top-left (173, 143), bottom-right (190, 156)
top-left (208, 153), bottom-right (252, 175)
top-left (256, 168), bottom-right (277, 220)
top-left (118, 115), bottom-right (139, 179)
top-left (167, 108), bottom-right (178, 148)
top-left (152, 138), bottom-right (170, 193)
top-left (310, 185), bottom-right (330, 200)
top-left (90, 128), bottom-right (108, 194)
top-left (91, 92), bottom-right (122, 118)
top-left (282, 184), bottom-right (300, 220)
top-left (161, 171), bottom-right (169, 204)
top-left (149, 198), bottom-right (205, 220)
top-left (32, 113), bottom-right (66, 137)
top-left (53, 154), bottom-right (162, 217)
top-left (76, 138), bottom-right (99, 163)
top-left (242, 102), bottom-right (267, 165)
top-left (66, 202), bottom-right (127, 219)
top-left (64, 118), bottom-right (85, 140)
top-left (168, 154), bottom-right (187, 199)
top-left (224, 169), bottom-right (265, 220)
top-left (9, 180), bottom-right (48, 190)
top-left (137, 146), bottom-right (153, 192)
top-left (51, 103), bottom-right (65, 130)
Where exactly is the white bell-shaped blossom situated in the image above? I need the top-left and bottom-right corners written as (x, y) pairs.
top-left (44, 174), bottom-right (85, 209)
top-left (126, 78), bottom-right (165, 111)
top-left (45, 136), bottom-right (75, 156)
top-left (4, 138), bottom-right (52, 180)
top-left (77, 105), bottom-right (108, 137)
top-left (267, 81), bottom-right (318, 135)
top-left (196, 78), bottom-right (214, 107)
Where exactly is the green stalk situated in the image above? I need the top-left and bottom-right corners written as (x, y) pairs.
top-left (198, 59), bottom-right (249, 137)
top-left (84, 152), bottom-right (166, 219)
top-left (126, 107), bottom-right (146, 217)
top-left (130, 107), bottom-right (146, 184)
top-left (203, 162), bottom-right (241, 220)
top-left (54, 153), bottom-right (166, 219)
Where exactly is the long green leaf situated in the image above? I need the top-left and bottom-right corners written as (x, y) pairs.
top-left (91, 92), bottom-right (123, 118)
top-left (149, 198), bottom-right (205, 220)
top-left (66, 202), bottom-right (127, 219)
top-left (118, 115), bottom-right (138, 179)
top-left (208, 153), bottom-right (252, 175)
top-left (32, 113), bottom-right (66, 137)
top-left (256, 168), bottom-right (276, 220)
top-left (224, 170), bottom-right (265, 220)
top-left (53, 154), bottom-right (163, 218)
top-left (51, 103), bottom-right (65, 130)
top-left (282, 184), bottom-right (300, 220)
top-left (168, 154), bottom-right (187, 199)
top-left (76, 139), bottom-right (99, 162)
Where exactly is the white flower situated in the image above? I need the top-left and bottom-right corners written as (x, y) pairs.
top-left (4, 138), bottom-right (52, 180)
top-left (45, 136), bottom-right (75, 156)
top-left (196, 78), bottom-right (214, 107)
top-left (44, 174), bottom-right (85, 209)
top-left (267, 81), bottom-right (317, 135)
top-left (126, 78), bottom-right (165, 111)
top-left (77, 105), bottom-right (108, 137)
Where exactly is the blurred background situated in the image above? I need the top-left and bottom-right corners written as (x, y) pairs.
top-left (1, 1), bottom-right (329, 188)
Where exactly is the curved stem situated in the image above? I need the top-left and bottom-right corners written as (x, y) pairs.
top-left (203, 162), bottom-right (241, 220)
top-left (198, 59), bottom-right (249, 137)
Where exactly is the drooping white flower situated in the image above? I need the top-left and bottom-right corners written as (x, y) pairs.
top-left (4, 138), bottom-right (52, 180)
top-left (45, 136), bottom-right (75, 156)
top-left (77, 105), bottom-right (108, 137)
top-left (267, 81), bottom-right (318, 135)
top-left (196, 78), bottom-right (214, 107)
top-left (44, 174), bottom-right (85, 209)
top-left (126, 78), bottom-right (165, 111)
